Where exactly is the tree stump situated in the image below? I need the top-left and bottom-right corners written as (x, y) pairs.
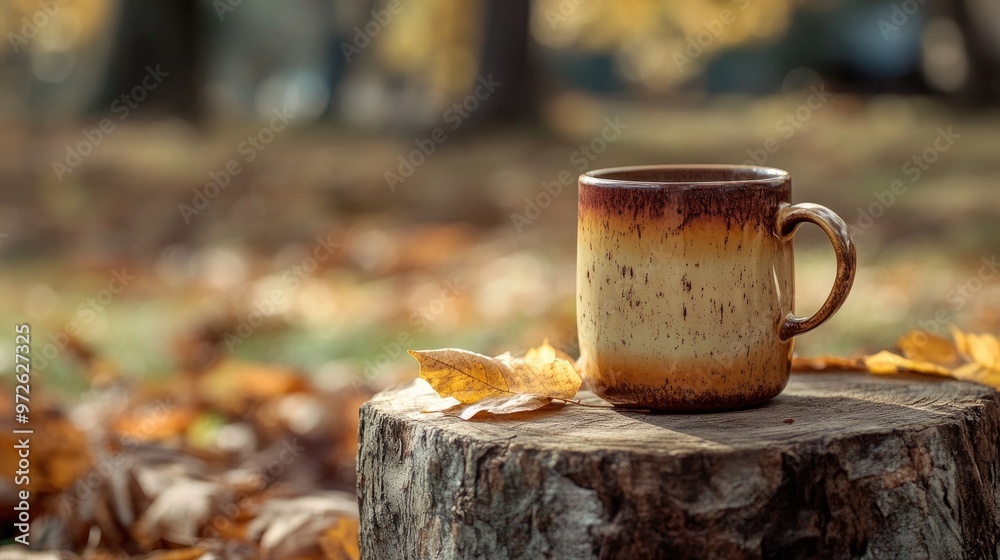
top-left (358, 373), bottom-right (1000, 560)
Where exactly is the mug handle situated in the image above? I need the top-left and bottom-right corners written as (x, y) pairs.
top-left (775, 203), bottom-right (857, 341)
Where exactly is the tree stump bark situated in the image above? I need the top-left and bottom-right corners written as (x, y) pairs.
top-left (358, 373), bottom-right (1000, 560)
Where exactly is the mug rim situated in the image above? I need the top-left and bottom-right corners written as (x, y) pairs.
top-left (581, 164), bottom-right (789, 189)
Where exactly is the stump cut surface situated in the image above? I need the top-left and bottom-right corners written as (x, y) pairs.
top-left (358, 373), bottom-right (1000, 560)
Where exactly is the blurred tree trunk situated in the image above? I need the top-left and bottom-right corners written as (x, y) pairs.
top-left (953, 0), bottom-right (1000, 104)
top-left (474, 0), bottom-right (537, 124)
top-left (95, 0), bottom-right (203, 120)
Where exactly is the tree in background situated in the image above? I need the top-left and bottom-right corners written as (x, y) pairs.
top-left (95, 0), bottom-right (204, 120)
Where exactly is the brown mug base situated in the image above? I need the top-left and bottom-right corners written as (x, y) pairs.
top-left (593, 382), bottom-right (788, 413)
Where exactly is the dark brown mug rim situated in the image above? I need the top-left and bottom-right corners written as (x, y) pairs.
top-left (581, 164), bottom-right (789, 189)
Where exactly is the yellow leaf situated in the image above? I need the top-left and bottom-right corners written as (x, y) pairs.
top-left (951, 326), bottom-right (971, 356)
top-left (898, 330), bottom-right (961, 367)
top-left (950, 327), bottom-right (1000, 387)
top-left (790, 355), bottom-right (865, 372)
top-left (952, 362), bottom-right (1000, 389)
top-left (409, 341), bottom-right (581, 405)
top-left (800, 327), bottom-right (1000, 391)
top-left (197, 360), bottom-right (310, 414)
top-left (964, 332), bottom-right (1000, 372)
top-left (863, 351), bottom-right (953, 377)
top-left (113, 406), bottom-right (198, 442)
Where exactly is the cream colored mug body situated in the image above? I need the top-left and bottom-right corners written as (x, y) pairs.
top-left (577, 165), bottom-right (856, 411)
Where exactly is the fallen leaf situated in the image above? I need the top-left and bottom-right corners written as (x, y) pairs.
top-left (113, 406), bottom-right (198, 443)
top-left (790, 355), bottom-right (865, 372)
top-left (133, 479), bottom-right (229, 549)
top-left (948, 327), bottom-right (1000, 386)
top-left (950, 361), bottom-right (997, 384)
top-left (410, 341), bottom-right (581, 419)
top-left (863, 351), bottom-right (954, 377)
top-left (197, 361), bottom-right (311, 415)
top-left (898, 330), bottom-right (962, 367)
top-left (953, 329), bottom-right (1000, 371)
top-left (417, 381), bottom-right (560, 418)
top-left (410, 341), bottom-right (580, 404)
top-left (454, 394), bottom-right (558, 420)
top-left (797, 327), bottom-right (1000, 390)
top-left (246, 493), bottom-right (358, 560)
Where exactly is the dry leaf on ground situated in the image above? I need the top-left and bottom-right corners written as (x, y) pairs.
top-left (133, 479), bottom-right (229, 548)
top-left (950, 327), bottom-right (1000, 386)
top-left (863, 350), bottom-right (954, 376)
top-left (197, 360), bottom-right (311, 415)
top-left (798, 327), bottom-right (1000, 390)
top-left (113, 405), bottom-right (198, 443)
top-left (452, 394), bottom-right (563, 420)
top-left (246, 493), bottom-right (359, 560)
top-left (410, 341), bottom-right (581, 419)
top-left (898, 331), bottom-right (963, 367)
top-left (790, 355), bottom-right (865, 372)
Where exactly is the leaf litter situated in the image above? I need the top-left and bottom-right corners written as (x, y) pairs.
top-left (0, 337), bottom-right (370, 559)
top-left (793, 326), bottom-right (1000, 389)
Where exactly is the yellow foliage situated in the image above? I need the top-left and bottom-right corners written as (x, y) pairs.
top-left (799, 327), bottom-right (1000, 390)
top-left (410, 340), bottom-right (581, 418)
top-left (531, 0), bottom-right (795, 90)
top-left (1, 0), bottom-right (115, 56)
top-left (863, 350), bottom-right (953, 377)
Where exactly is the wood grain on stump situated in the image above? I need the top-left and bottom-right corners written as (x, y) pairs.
top-left (358, 373), bottom-right (1000, 560)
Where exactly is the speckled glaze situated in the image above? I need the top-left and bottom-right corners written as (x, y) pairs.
top-left (577, 165), bottom-right (856, 411)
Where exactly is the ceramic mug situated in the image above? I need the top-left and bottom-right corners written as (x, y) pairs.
top-left (577, 165), bottom-right (856, 411)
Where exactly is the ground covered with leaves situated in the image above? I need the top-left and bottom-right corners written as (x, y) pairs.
top-left (1, 348), bottom-right (368, 558)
